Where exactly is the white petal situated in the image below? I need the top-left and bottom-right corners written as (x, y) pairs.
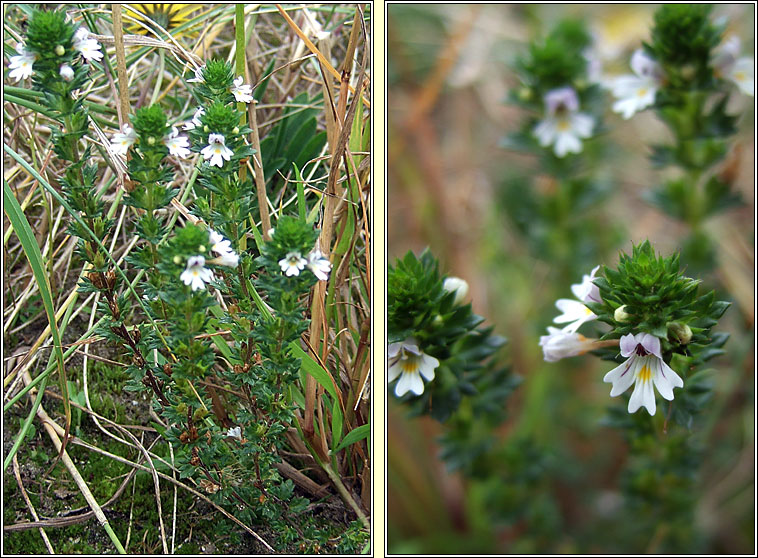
top-left (628, 372), bottom-right (656, 415)
top-left (395, 371), bottom-right (424, 397)
top-left (639, 333), bottom-right (661, 358)
top-left (619, 333), bottom-right (638, 358)
top-left (604, 357), bottom-right (637, 397)
top-left (570, 113), bottom-right (595, 138)
top-left (533, 119), bottom-right (556, 147)
top-left (554, 132), bottom-right (581, 157)
top-left (388, 361), bottom-right (402, 382)
top-left (418, 354), bottom-right (439, 381)
top-left (653, 357), bottom-right (683, 400)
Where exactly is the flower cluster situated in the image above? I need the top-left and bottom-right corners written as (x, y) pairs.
top-left (278, 247), bottom-right (331, 281)
top-left (179, 228), bottom-right (240, 291)
top-left (541, 241), bottom-right (729, 419)
top-left (110, 123), bottom-right (190, 159)
top-left (8, 12), bottom-right (103, 82)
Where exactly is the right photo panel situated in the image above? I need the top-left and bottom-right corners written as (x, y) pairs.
top-left (386, 3), bottom-right (754, 555)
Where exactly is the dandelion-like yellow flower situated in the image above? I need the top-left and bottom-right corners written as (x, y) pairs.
top-left (124, 4), bottom-right (201, 37)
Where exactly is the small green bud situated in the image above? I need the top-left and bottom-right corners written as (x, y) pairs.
top-left (614, 305), bottom-right (631, 323)
top-left (433, 314), bottom-right (443, 326)
top-left (175, 403), bottom-right (188, 415)
top-left (668, 322), bottom-right (692, 345)
top-left (147, 136), bottom-right (156, 146)
top-left (192, 408), bottom-right (209, 422)
top-left (203, 125), bottom-right (210, 133)
top-left (198, 245), bottom-right (206, 253)
top-left (55, 45), bottom-right (65, 56)
top-left (173, 255), bottom-right (182, 265)
top-left (232, 126), bottom-right (239, 135)
top-left (518, 87), bottom-right (532, 101)
top-left (256, 424), bottom-right (267, 437)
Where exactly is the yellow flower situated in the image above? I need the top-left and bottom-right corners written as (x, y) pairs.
top-left (124, 4), bottom-right (201, 37)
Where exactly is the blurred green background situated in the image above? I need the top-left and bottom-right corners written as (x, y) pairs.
top-left (387, 3), bottom-right (754, 554)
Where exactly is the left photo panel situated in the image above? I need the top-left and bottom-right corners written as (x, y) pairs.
top-left (3, 4), bottom-right (371, 555)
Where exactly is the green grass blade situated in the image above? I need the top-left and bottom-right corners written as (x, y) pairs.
top-left (3, 181), bottom-right (69, 471)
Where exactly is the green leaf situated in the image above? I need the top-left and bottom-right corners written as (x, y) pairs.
top-left (289, 341), bottom-right (339, 403)
top-left (334, 423), bottom-right (370, 453)
top-left (3, 180), bottom-right (68, 471)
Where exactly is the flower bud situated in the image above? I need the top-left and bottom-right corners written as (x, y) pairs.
top-left (518, 87), bottom-right (532, 101)
top-left (55, 45), bottom-right (65, 56)
top-left (147, 136), bottom-right (156, 145)
top-left (614, 305), bottom-right (631, 323)
top-left (668, 322), bottom-right (692, 345)
top-left (443, 276), bottom-right (469, 305)
top-left (59, 63), bottom-right (74, 81)
top-left (203, 125), bottom-right (209, 133)
top-left (198, 244), bottom-right (206, 253)
top-left (232, 126), bottom-right (239, 134)
top-left (173, 255), bottom-right (182, 265)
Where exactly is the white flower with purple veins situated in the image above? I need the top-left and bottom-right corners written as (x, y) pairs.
top-left (208, 229), bottom-right (239, 267)
top-left (59, 63), bottom-right (74, 81)
top-left (231, 76), bottom-right (253, 103)
top-left (180, 255), bottom-right (215, 291)
top-left (603, 332), bottom-right (684, 416)
top-left (607, 49), bottom-right (663, 119)
top-left (164, 126), bottom-right (191, 158)
top-left (388, 339), bottom-right (440, 397)
top-left (539, 326), bottom-right (603, 362)
top-left (553, 265), bottom-right (601, 333)
top-left (111, 124), bottom-right (137, 156)
top-left (306, 249), bottom-right (331, 281)
top-left (713, 36), bottom-right (754, 97)
top-left (200, 133), bottom-right (233, 167)
top-left (225, 426), bottom-right (242, 439)
top-left (183, 107), bottom-right (205, 131)
top-left (73, 27), bottom-right (103, 63)
top-left (8, 43), bottom-right (35, 82)
top-left (279, 251), bottom-right (307, 276)
top-left (533, 86), bottom-right (595, 158)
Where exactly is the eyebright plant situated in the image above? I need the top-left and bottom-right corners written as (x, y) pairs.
top-left (501, 18), bottom-right (622, 276)
top-left (604, 4), bottom-right (753, 270)
top-left (6, 6), bottom-right (368, 552)
top-left (388, 249), bottom-right (518, 474)
top-left (542, 240), bottom-right (729, 423)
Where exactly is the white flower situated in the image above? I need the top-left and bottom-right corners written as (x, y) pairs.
top-left (73, 27), bottom-right (103, 63)
top-left (552, 265), bottom-right (601, 333)
top-left (279, 251), bottom-right (307, 276)
top-left (8, 44), bottom-right (35, 82)
top-left (603, 332), bottom-right (683, 416)
top-left (443, 276), bottom-right (469, 305)
top-left (388, 339), bottom-right (439, 397)
top-left (713, 36), bottom-right (754, 97)
top-left (200, 133), bottom-right (233, 167)
top-left (180, 255), bottom-right (215, 291)
top-left (571, 265), bottom-right (602, 304)
top-left (183, 107), bottom-right (205, 131)
top-left (553, 298), bottom-right (596, 333)
top-left (110, 124), bottom-right (137, 156)
top-left (306, 249), bottom-right (331, 281)
top-left (207, 229), bottom-right (239, 267)
top-left (59, 63), bottom-right (74, 81)
top-left (533, 86), bottom-right (595, 158)
top-left (225, 426), bottom-right (241, 439)
top-left (164, 126), bottom-right (191, 158)
top-left (231, 76), bottom-right (253, 103)
top-left (539, 327), bottom-right (602, 362)
top-left (606, 49), bottom-right (662, 119)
